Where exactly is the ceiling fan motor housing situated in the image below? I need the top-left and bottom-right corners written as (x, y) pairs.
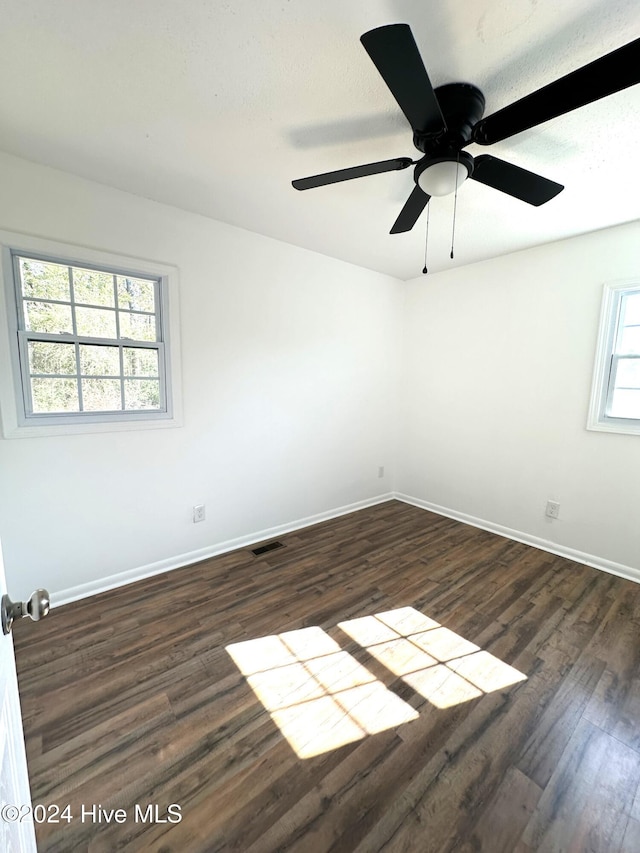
top-left (412, 83), bottom-right (485, 154)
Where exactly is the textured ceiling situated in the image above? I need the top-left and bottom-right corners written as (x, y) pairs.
top-left (1, 0), bottom-right (639, 279)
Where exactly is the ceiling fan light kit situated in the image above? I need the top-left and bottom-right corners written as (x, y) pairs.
top-left (416, 155), bottom-right (472, 197)
top-left (292, 23), bottom-right (640, 245)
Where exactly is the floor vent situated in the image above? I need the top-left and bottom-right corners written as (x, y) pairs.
top-left (251, 541), bottom-right (285, 556)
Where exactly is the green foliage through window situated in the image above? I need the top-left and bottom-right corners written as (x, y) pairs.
top-left (15, 254), bottom-right (164, 416)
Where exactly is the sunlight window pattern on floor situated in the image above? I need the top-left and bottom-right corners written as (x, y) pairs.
top-left (339, 608), bottom-right (527, 710)
top-left (226, 608), bottom-right (526, 758)
top-left (226, 626), bottom-right (418, 758)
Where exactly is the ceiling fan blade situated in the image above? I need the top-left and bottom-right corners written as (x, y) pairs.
top-left (360, 24), bottom-right (447, 135)
top-left (292, 157), bottom-right (413, 190)
top-left (470, 155), bottom-right (563, 206)
top-left (390, 185), bottom-right (430, 233)
top-left (473, 37), bottom-right (640, 144)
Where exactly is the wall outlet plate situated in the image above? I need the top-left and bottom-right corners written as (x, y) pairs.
top-left (193, 504), bottom-right (205, 523)
top-left (545, 500), bottom-right (560, 519)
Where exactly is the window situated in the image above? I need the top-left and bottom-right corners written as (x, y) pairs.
top-left (0, 231), bottom-right (181, 437)
top-left (588, 280), bottom-right (640, 435)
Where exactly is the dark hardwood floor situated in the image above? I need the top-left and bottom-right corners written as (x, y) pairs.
top-left (13, 500), bottom-right (640, 852)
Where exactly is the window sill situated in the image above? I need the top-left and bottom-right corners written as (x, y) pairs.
top-left (586, 419), bottom-right (640, 436)
top-left (1, 413), bottom-right (183, 439)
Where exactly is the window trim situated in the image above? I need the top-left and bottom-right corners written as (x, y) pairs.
top-left (0, 230), bottom-right (182, 438)
top-left (587, 278), bottom-right (640, 436)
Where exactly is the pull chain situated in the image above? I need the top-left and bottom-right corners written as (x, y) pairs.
top-left (422, 205), bottom-right (430, 275)
top-left (450, 152), bottom-right (459, 260)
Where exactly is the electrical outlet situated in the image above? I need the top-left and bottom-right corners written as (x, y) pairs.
top-left (378, 466), bottom-right (385, 478)
top-left (545, 500), bottom-right (560, 519)
top-left (193, 504), bottom-right (206, 523)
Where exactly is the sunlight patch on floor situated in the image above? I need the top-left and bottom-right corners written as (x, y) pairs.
top-left (226, 627), bottom-right (418, 759)
top-left (339, 608), bottom-right (527, 710)
top-left (226, 607), bottom-right (526, 758)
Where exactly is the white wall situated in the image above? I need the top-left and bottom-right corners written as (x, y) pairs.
top-left (0, 152), bottom-right (402, 601)
top-left (398, 221), bottom-right (640, 574)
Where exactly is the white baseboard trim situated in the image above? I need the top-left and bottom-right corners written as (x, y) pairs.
top-left (52, 493), bottom-right (396, 608)
top-left (394, 492), bottom-right (640, 585)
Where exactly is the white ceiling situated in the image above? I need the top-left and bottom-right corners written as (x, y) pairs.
top-left (1, 0), bottom-right (639, 280)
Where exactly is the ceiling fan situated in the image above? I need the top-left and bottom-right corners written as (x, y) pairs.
top-left (292, 24), bottom-right (640, 234)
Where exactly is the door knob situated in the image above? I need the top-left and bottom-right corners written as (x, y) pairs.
top-left (2, 589), bottom-right (50, 635)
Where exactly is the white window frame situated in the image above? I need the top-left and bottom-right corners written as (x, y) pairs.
top-left (587, 279), bottom-right (640, 436)
top-left (0, 230), bottom-right (182, 438)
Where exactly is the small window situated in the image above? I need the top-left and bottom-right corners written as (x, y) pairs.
top-left (0, 231), bottom-right (181, 437)
top-left (588, 280), bottom-right (640, 435)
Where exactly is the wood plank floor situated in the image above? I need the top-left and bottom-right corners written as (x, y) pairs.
top-left (13, 500), bottom-right (640, 852)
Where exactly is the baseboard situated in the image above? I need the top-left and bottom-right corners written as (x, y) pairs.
top-left (52, 492), bottom-right (396, 608)
top-left (394, 492), bottom-right (640, 585)
top-left (54, 490), bottom-right (639, 608)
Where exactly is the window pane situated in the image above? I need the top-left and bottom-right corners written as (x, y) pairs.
top-left (119, 311), bottom-right (157, 342)
top-left (75, 306), bottom-right (117, 339)
top-left (24, 301), bottom-right (73, 334)
top-left (19, 258), bottom-right (70, 302)
top-left (81, 378), bottom-right (122, 411)
top-left (28, 341), bottom-right (76, 375)
top-left (79, 345), bottom-right (120, 376)
top-left (124, 379), bottom-right (160, 410)
top-left (31, 378), bottom-right (79, 413)
top-left (623, 293), bottom-right (640, 326)
top-left (609, 389), bottom-right (640, 419)
top-left (615, 358), bottom-right (640, 390)
top-left (123, 347), bottom-right (158, 377)
top-left (618, 326), bottom-right (640, 355)
top-left (117, 277), bottom-right (156, 313)
top-left (73, 267), bottom-right (115, 307)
